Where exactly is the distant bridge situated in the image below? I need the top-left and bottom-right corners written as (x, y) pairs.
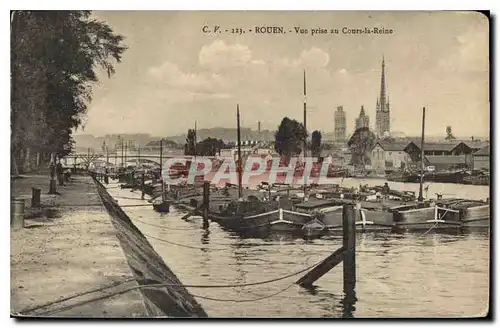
top-left (62, 151), bottom-right (215, 167)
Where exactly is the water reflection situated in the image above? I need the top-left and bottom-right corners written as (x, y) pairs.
top-left (201, 226), bottom-right (210, 245)
top-left (202, 220), bottom-right (210, 231)
top-left (340, 288), bottom-right (357, 318)
top-left (231, 238), bottom-right (248, 296)
top-left (300, 285), bottom-right (357, 318)
top-left (107, 182), bottom-right (490, 318)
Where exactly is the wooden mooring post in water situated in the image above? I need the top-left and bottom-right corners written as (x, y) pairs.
top-left (202, 181), bottom-right (210, 227)
top-left (179, 181), bottom-right (211, 226)
top-left (296, 204), bottom-right (356, 290)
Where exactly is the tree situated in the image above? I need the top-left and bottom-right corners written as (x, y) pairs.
top-left (311, 130), bottom-right (322, 158)
top-left (196, 138), bottom-right (226, 156)
top-left (347, 127), bottom-right (376, 167)
top-left (11, 11), bottom-right (127, 172)
top-left (274, 117), bottom-right (307, 158)
top-left (445, 126), bottom-right (456, 141)
top-left (184, 129), bottom-right (196, 155)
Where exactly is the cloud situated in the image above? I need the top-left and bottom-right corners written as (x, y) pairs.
top-left (147, 61), bottom-right (228, 94)
top-left (199, 40), bottom-right (252, 69)
top-left (148, 61), bottom-right (210, 88)
top-left (279, 47), bottom-right (330, 68)
top-left (300, 47), bottom-right (330, 67)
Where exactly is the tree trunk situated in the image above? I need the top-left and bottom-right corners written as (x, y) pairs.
top-left (24, 146), bottom-right (31, 172)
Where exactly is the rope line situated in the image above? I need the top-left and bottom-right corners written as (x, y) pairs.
top-left (37, 280), bottom-right (298, 315)
top-left (18, 278), bottom-right (137, 315)
top-left (179, 258), bottom-right (323, 288)
top-left (143, 232), bottom-right (232, 251)
top-left (131, 217), bottom-right (200, 231)
top-left (34, 287), bottom-right (135, 316)
top-left (190, 283), bottom-right (295, 303)
top-left (141, 230), bottom-right (318, 249)
top-left (22, 257), bottom-right (325, 315)
top-left (299, 222), bottom-right (440, 254)
top-left (370, 222), bottom-right (439, 253)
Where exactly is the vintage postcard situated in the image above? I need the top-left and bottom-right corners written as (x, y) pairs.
top-left (10, 10), bottom-right (490, 318)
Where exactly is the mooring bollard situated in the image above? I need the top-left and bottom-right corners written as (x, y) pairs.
top-left (31, 188), bottom-right (41, 208)
top-left (203, 181), bottom-right (210, 225)
top-left (343, 204), bottom-right (356, 292)
top-left (11, 199), bottom-right (25, 230)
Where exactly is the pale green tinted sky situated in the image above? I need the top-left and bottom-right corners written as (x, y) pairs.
top-left (78, 11), bottom-right (489, 138)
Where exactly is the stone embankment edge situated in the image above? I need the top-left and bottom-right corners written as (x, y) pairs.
top-left (92, 176), bottom-right (208, 318)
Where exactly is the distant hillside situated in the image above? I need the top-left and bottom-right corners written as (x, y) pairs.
top-left (73, 133), bottom-right (154, 151)
top-left (72, 129), bottom-right (489, 153)
top-left (164, 127), bottom-right (275, 144)
top-left (72, 128), bottom-right (275, 152)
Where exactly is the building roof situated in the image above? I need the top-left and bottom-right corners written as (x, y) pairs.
top-left (474, 146), bottom-right (490, 156)
top-left (423, 142), bottom-right (463, 152)
top-left (465, 141), bottom-right (489, 150)
top-left (405, 139), bottom-right (477, 152)
top-left (375, 141), bottom-right (419, 152)
top-left (425, 156), bottom-right (467, 165)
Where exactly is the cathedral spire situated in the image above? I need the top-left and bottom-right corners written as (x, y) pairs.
top-left (379, 56), bottom-right (387, 112)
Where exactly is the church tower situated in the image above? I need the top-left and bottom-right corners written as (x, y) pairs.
top-left (355, 105), bottom-right (370, 131)
top-left (334, 106), bottom-right (346, 141)
top-left (375, 57), bottom-right (390, 137)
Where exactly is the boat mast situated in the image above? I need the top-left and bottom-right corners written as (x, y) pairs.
top-left (303, 70), bottom-right (307, 199)
top-left (237, 104), bottom-right (243, 199)
top-left (137, 144), bottom-right (140, 167)
top-left (160, 138), bottom-right (164, 201)
top-left (120, 136), bottom-right (124, 167)
top-left (124, 140), bottom-right (127, 165)
top-left (194, 120), bottom-right (197, 159)
top-left (418, 107), bottom-right (426, 202)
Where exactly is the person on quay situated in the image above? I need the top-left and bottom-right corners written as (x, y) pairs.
top-left (141, 171), bottom-right (146, 200)
top-left (381, 182), bottom-right (391, 205)
top-left (56, 160), bottom-right (64, 186)
top-left (104, 167), bottom-right (109, 185)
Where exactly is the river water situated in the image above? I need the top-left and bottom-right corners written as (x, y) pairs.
top-left (106, 178), bottom-right (490, 318)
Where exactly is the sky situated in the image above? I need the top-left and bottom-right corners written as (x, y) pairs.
top-left (77, 11), bottom-right (490, 138)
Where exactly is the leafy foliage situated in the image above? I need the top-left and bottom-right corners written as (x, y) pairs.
top-left (311, 130), bottom-right (322, 158)
top-left (445, 126), bottom-right (456, 140)
top-left (11, 11), bottom-right (127, 170)
top-left (196, 138), bottom-right (227, 156)
top-left (184, 129), bottom-right (197, 155)
top-left (347, 127), bottom-right (376, 167)
top-left (274, 117), bottom-right (307, 158)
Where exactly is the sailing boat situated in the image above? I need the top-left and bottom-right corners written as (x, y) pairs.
top-left (152, 138), bottom-right (171, 213)
top-left (391, 107), bottom-right (463, 231)
top-left (181, 103), bottom-right (316, 236)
